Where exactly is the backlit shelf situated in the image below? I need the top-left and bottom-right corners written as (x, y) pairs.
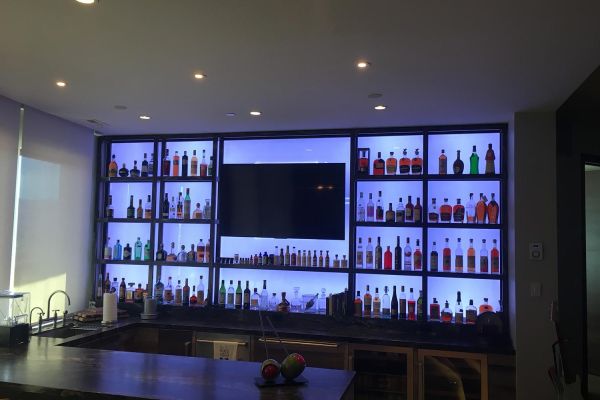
top-left (101, 177), bottom-right (154, 183)
top-left (158, 218), bottom-right (215, 224)
top-left (218, 264), bottom-right (349, 273)
top-left (427, 271), bottom-right (501, 280)
top-left (354, 269), bottom-right (423, 276)
top-left (155, 261), bottom-right (212, 268)
top-left (356, 222), bottom-right (424, 228)
top-left (356, 175), bottom-right (423, 181)
top-left (98, 259), bottom-right (152, 265)
top-left (98, 218), bottom-right (154, 223)
top-left (160, 176), bottom-right (214, 182)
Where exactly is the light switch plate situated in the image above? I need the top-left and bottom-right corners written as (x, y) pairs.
top-left (529, 242), bottom-right (544, 260)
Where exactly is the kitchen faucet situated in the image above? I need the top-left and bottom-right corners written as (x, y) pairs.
top-left (46, 290), bottom-right (71, 321)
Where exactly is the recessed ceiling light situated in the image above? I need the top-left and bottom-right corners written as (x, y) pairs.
top-left (139, 115), bottom-right (151, 120)
top-left (225, 112), bottom-right (236, 117)
top-left (374, 105), bottom-right (387, 110)
top-left (356, 61), bottom-right (371, 69)
top-left (250, 111), bottom-right (262, 116)
top-left (56, 81), bottom-right (67, 87)
top-left (194, 73), bottom-right (206, 79)
top-left (75, 0), bottom-right (95, 3)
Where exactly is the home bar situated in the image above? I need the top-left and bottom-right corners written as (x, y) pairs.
top-left (1, 2), bottom-right (600, 400)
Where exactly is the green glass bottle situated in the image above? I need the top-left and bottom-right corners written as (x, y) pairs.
top-left (469, 145), bottom-right (479, 174)
top-left (417, 290), bottom-right (424, 321)
top-left (143, 240), bottom-right (151, 261)
top-left (219, 279), bottom-right (226, 307)
top-left (235, 281), bottom-right (243, 309)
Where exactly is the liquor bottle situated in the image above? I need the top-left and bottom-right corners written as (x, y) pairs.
top-left (455, 238), bottom-right (463, 273)
top-left (391, 286), bottom-right (398, 319)
top-left (154, 276), bottom-right (164, 304)
top-left (123, 243), bottom-right (132, 260)
top-left (173, 151), bottom-right (180, 176)
top-left (106, 195), bottom-right (114, 218)
top-left (382, 286), bottom-right (391, 319)
top-left (428, 198), bottom-right (439, 223)
top-left (405, 195), bottom-right (414, 222)
top-left (277, 292), bottom-right (290, 312)
top-left (467, 239), bottom-right (476, 273)
top-left (250, 288), bottom-right (260, 310)
top-left (103, 272), bottom-right (111, 293)
top-left (190, 150), bottom-right (198, 176)
top-left (417, 290), bottom-right (424, 321)
top-left (442, 238), bottom-right (451, 272)
top-left (399, 285), bottom-right (407, 319)
top-left (270, 293), bottom-right (279, 311)
top-left (479, 297), bottom-right (494, 313)
top-left (243, 281), bottom-right (251, 310)
top-left (363, 285), bottom-right (372, 318)
top-left (441, 300), bottom-right (452, 323)
top-left (127, 195), bottom-right (135, 219)
top-left (407, 288), bottom-right (416, 321)
top-left (190, 287), bottom-right (197, 305)
top-left (155, 243), bottom-right (166, 261)
top-left (174, 280), bottom-right (183, 305)
top-left (140, 153), bottom-right (149, 177)
top-left (291, 287), bottom-right (302, 312)
top-left (453, 150), bottom-right (464, 174)
top-left (144, 195), bottom-right (152, 219)
top-left (396, 197), bottom-right (405, 222)
top-left (113, 239), bottom-right (122, 260)
top-left (439, 149), bottom-right (447, 174)
top-left (166, 242), bottom-right (176, 261)
top-left (366, 193), bottom-right (374, 222)
top-left (357, 192), bottom-right (366, 221)
top-left (103, 238), bottom-right (113, 260)
top-left (162, 149), bottom-right (171, 176)
top-left (358, 150), bottom-right (369, 176)
top-left (354, 291), bottom-right (362, 317)
top-left (148, 153), bottom-right (155, 177)
top-left (260, 280), bottom-right (268, 310)
top-left (366, 238), bottom-right (374, 269)
top-left (399, 149), bottom-right (410, 174)
top-left (169, 196), bottom-right (176, 219)
top-left (181, 151), bottom-right (188, 177)
top-left (325, 250), bottom-right (330, 268)
top-left (235, 280), bottom-right (242, 309)
top-left (200, 150), bottom-right (208, 177)
top-left (176, 193), bottom-right (183, 219)
top-left (164, 277), bottom-right (174, 304)
top-left (196, 239), bottom-right (205, 262)
top-left (130, 161), bottom-right (140, 178)
top-left (136, 199), bottom-right (143, 219)
top-left (394, 236), bottom-right (401, 270)
top-left (373, 152), bottom-right (385, 175)
top-left (291, 247), bottom-right (297, 266)
top-left (341, 255), bottom-right (348, 268)
top-left (453, 198), bottom-right (465, 223)
top-left (487, 193), bottom-right (499, 224)
top-left (440, 198), bottom-right (452, 223)
top-left (386, 152), bottom-right (397, 175)
top-left (414, 239), bottom-right (422, 271)
top-left (376, 191), bottom-right (384, 222)
top-left (144, 240), bottom-right (152, 261)
top-left (118, 278), bottom-right (126, 302)
top-left (204, 238), bottom-right (211, 263)
top-left (302, 250), bottom-right (307, 266)
top-left (193, 202), bottom-right (203, 219)
top-left (203, 199), bottom-right (211, 219)
top-left (476, 193), bottom-right (487, 224)
top-left (197, 276), bottom-right (205, 305)
top-left (466, 299), bottom-right (477, 324)
top-left (225, 280), bottom-right (234, 309)
top-left (404, 237), bottom-right (412, 271)
top-left (469, 145), bottom-right (479, 174)
top-left (186, 244), bottom-right (196, 262)
top-left (119, 163), bottom-right (129, 177)
top-left (313, 250), bottom-right (318, 267)
top-left (485, 143), bottom-right (496, 175)
top-left (207, 156), bottom-right (214, 177)
top-left (480, 239), bottom-right (489, 273)
top-left (384, 246), bottom-right (392, 270)
top-left (184, 188), bottom-right (191, 219)
top-left (385, 203), bottom-right (395, 222)
top-left (411, 148), bottom-right (422, 174)
top-left (429, 298), bottom-right (440, 321)
top-left (491, 239), bottom-right (500, 274)
top-left (284, 245), bottom-right (291, 266)
top-left (183, 278), bottom-right (190, 306)
top-left (414, 197), bottom-right (422, 224)
top-left (108, 154), bottom-right (118, 177)
top-left (455, 291), bottom-right (464, 324)
top-left (333, 254), bottom-right (340, 268)
top-left (375, 237), bottom-right (382, 269)
top-left (430, 241), bottom-right (438, 272)
top-left (466, 193), bottom-right (476, 223)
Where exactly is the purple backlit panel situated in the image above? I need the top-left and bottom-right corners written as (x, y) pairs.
top-left (155, 266), bottom-right (210, 289)
top-left (428, 180), bottom-right (501, 216)
top-left (357, 181), bottom-right (424, 214)
top-left (355, 226), bottom-right (422, 269)
top-left (159, 223), bottom-right (211, 253)
top-left (107, 222), bottom-right (151, 250)
top-left (427, 276), bottom-right (501, 317)
top-left (427, 132), bottom-right (501, 175)
top-left (105, 264), bottom-right (149, 287)
top-left (357, 135), bottom-right (424, 167)
top-left (109, 182), bottom-right (153, 218)
top-left (355, 273), bottom-right (422, 297)
top-left (162, 140), bottom-right (212, 176)
top-left (109, 142), bottom-right (154, 176)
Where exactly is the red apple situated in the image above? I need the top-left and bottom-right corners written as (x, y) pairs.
top-left (261, 359), bottom-right (281, 381)
top-left (280, 353), bottom-right (306, 380)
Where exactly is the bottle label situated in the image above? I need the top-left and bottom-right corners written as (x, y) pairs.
top-left (404, 251), bottom-right (412, 270)
top-left (430, 254), bottom-right (438, 271)
top-left (453, 208), bottom-right (465, 222)
top-left (367, 206), bottom-right (374, 219)
top-left (405, 207), bottom-right (413, 220)
top-left (375, 252), bottom-right (381, 269)
top-left (218, 292), bottom-right (225, 305)
top-left (414, 253), bottom-right (422, 270)
top-left (358, 158), bottom-right (369, 174)
top-left (408, 301), bottom-right (416, 317)
top-left (443, 255), bottom-right (451, 271)
top-left (466, 309), bottom-right (477, 324)
top-left (373, 302), bottom-right (380, 316)
top-left (468, 255), bottom-right (476, 272)
top-left (376, 207), bottom-right (384, 221)
top-left (430, 305), bottom-right (440, 320)
top-left (164, 289), bottom-right (173, 302)
top-left (455, 255), bottom-right (463, 272)
top-left (386, 162), bottom-right (397, 175)
top-left (485, 160), bottom-right (495, 174)
top-left (227, 293), bottom-right (234, 305)
top-left (396, 210), bottom-right (405, 222)
top-left (366, 251), bottom-right (373, 265)
top-left (440, 210), bottom-right (452, 222)
top-left (411, 164), bottom-right (422, 174)
top-left (439, 160), bottom-right (447, 174)
top-left (235, 293), bottom-right (242, 306)
top-left (414, 208), bottom-right (421, 223)
top-left (399, 164), bottom-right (410, 174)
top-left (251, 299), bottom-right (259, 308)
top-left (198, 290), bottom-right (205, 303)
top-left (243, 292), bottom-right (250, 305)
top-left (455, 313), bottom-right (464, 324)
top-left (480, 256), bottom-right (489, 273)
top-left (428, 212), bottom-right (438, 223)
top-left (492, 256), bottom-right (500, 273)
top-left (399, 299), bottom-right (407, 317)
top-left (373, 160), bottom-right (385, 175)
top-left (391, 307), bottom-right (398, 318)
top-left (386, 211), bottom-right (395, 222)
top-left (354, 303), bottom-right (362, 317)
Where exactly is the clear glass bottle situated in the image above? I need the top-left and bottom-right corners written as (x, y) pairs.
top-left (455, 238), bottom-right (464, 272)
top-left (172, 151), bottom-right (180, 176)
top-left (366, 193), bottom-right (375, 221)
top-left (269, 293), bottom-right (278, 311)
top-left (106, 195), bottom-right (114, 218)
top-left (453, 198), bottom-right (465, 223)
top-left (144, 195), bottom-right (152, 219)
top-left (291, 287), bottom-right (302, 312)
top-left (169, 196), bottom-right (176, 219)
top-left (396, 197), bottom-right (405, 222)
top-left (469, 145), bottom-right (479, 174)
top-left (190, 150), bottom-right (198, 176)
top-left (197, 275), bottom-right (205, 305)
top-left (428, 198), bottom-right (439, 223)
top-left (382, 286), bottom-right (391, 319)
top-left (174, 280), bottom-right (183, 305)
top-left (192, 202), bottom-right (203, 219)
top-left (479, 297), bottom-right (494, 313)
top-left (103, 237), bottom-right (113, 260)
top-left (260, 280), bottom-right (269, 310)
top-left (177, 245), bottom-right (187, 262)
top-left (356, 238), bottom-right (364, 269)
top-left (226, 280), bottom-right (235, 309)
top-left (372, 288), bottom-right (381, 318)
top-left (134, 237), bottom-right (143, 260)
top-left (404, 237), bottom-right (412, 271)
top-left (164, 277), bottom-right (173, 304)
top-left (480, 239), bottom-right (489, 273)
top-left (438, 149), bottom-right (447, 174)
top-left (441, 300), bottom-right (452, 323)
top-left (442, 238), bottom-right (451, 272)
top-left (357, 192), bottom-right (365, 222)
top-left (204, 199), bottom-right (211, 219)
top-left (108, 154), bottom-right (118, 177)
top-left (250, 288), bottom-right (260, 310)
top-left (466, 193), bottom-right (476, 223)
top-left (366, 238), bottom-right (374, 269)
top-left (466, 299), bottom-right (477, 324)
top-left (407, 288), bottom-right (416, 321)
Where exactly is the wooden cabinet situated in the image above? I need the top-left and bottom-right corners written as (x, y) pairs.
top-left (192, 331), bottom-right (252, 361)
top-left (252, 336), bottom-right (349, 370)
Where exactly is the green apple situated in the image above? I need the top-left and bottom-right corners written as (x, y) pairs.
top-left (280, 353), bottom-right (306, 380)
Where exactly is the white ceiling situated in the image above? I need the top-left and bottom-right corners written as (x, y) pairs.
top-left (0, 0), bottom-right (599, 135)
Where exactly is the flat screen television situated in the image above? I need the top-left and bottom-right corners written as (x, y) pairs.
top-left (219, 163), bottom-right (345, 240)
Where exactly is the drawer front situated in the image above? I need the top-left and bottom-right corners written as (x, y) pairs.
top-left (252, 337), bottom-right (348, 370)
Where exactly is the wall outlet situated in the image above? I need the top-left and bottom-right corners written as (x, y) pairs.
top-left (529, 242), bottom-right (544, 260)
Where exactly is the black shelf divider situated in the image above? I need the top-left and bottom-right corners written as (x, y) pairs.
top-left (155, 261), bottom-right (212, 268)
top-left (356, 222), bottom-right (423, 228)
top-left (97, 218), bottom-right (154, 223)
top-left (101, 177), bottom-right (154, 183)
top-left (426, 223), bottom-right (501, 230)
top-left (157, 218), bottom-right (214, 225)
top-left (98, 260), bottom-right (153, 266)
top-left (219, 264), bottom-right (350, 273)
top-left (356, 175), bottom-right (423, 181)
top-left (161, 176), bottom-right (213, 182)
top-left (354, 269), bottom-right (423, 277)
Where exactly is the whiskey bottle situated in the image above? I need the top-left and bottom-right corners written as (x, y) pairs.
top-left (485, 143), bottom-right (496, 175)
top-left (250, 288), bottom-right (260, 310)
top-left (399, 286), bottom-right (407, 319)
top-left (363, 285), bottom-right (372, 318)
top-left (144, 240), bottom-right (152, 261)
top-left (357, 192), bottom-right (365, 221)
top-left (318, 250), bottom-right (324, 267)
top-left (442, 238), bottom-right (451, 272)
top-left (164, 277), bottom-right (174, 304)
top-left (162, 149), bottom-right (171, 176)
top-left (190, 287), bottom-right (197, 305)
top-left (207, 156), bottom-right (214, 177)
top-left (430, 241), bottom-right (438, 272)
top-left (123, 242), bottom-right (132, 260)
top-left (193, 203), bottom-right (202, 219)
top-left (453, 150), bottom-right (464, 174)
top-left (183, 278), bottom-right (190, 306)
top-left (479, 297), bottom-right (494, 313)
top-left (175, 280), bottom-right (183, 305)
top-left (382, 286), bottom-right (391, 319)
top-left (333, 254), bottom-right (340, 268)
top-left (455, 291), bottom-right (464, 324)
top-left (312, 250), bottom-right (317, 267)
top-left (235, 280), bottom-right (242, 309)
top-left (181, 151), bottom-right (188, 177)
top-left (358, 150), bottom-right (369, 176)
top-left (440, 198), bottom-right (452, 223)
top-left (173, 151), bottom-right (180, 176)
top-left (386, 152), bottom-right (397, 175)
top-left (487, 193), bottom-right (499, 224)
top-left (225, 280), bottom-right (235, 309)
top-left (455, 238), bottom-right (464, 273)
top-left (290, 247), bottom-right (297, 266)
top-left (467, 239), bottom-right (476, 273)
top-left (429, 297), bottom-right (440, 321)
top-left (366, 193), bottom-right (374, 221)
top-left (411, 148), bottom-right (422, 174)
top-left (356, 238), bottom-right (364, 269)
top-left (176, 193), bottom-right (183, 219)
top-left (243, 281), bottom-right (251, 310)
top-left (144, 195), bottom-right (152, 219)
top-left (414, 239), bottom-right (422, 271)
top-left (373, 152), bottom-right (385, 175)
top-left (196, 239), bottom-right (205, 262)
top-left (384, 246), bottom-right (392, 270)
top-left (466, 193), bottom-right (476, 223)
top-left (354, 291), bottom-right (362, 317)
top-left (103, 237), bottom-right (113, 260)
top-left (197, 276), bottom-right (205, 305)
top-left (148, 153), bottom-right (154, 177)
top-left (375, 237), bottom-right (382, 269)
top-left (141, 153), bottom-right (149, 177)
top-left (376, 191), bottom-right (384, 222)
top-left (130, 161), bottom-right (140, 178)
top-left (154, 276), bottom-right (164, 304)
top-left (134, 237), bottom-right (143, 260)
top-left (439, 149), bottom-right (447, 174)
top-left (391, 286), bottom-right (398, 319)
top-left (394, 236), bottom-right (401, 270)
top-left (103, 272), bottom-right (111, 293)
top-left (399, 149), bottom-right (410, 175)
top-left (428, 198), bottom-right (439, 223)
top-left (169, 196), bottom-right (176, 218)
top-left (273, 246), bottom-right (279, 265)
top-left (106, 195), bottom-right (114, 218)
top-left (466, 299), bottom-right (477, 324)
top-left (277, 292), bottom-right (290, 313)
top-left (469, 145), bottom-right (479, 174)
top-left (476, 193), bottom-right (487, 224)
top-left (325, 250), bottom-right (330, 268)
top-left (166, 242), bottom-right (177, 261)
top-left (187, 244), bottom-right (196, 262)
top-left (396, 197), bottom-right (405, 222)
top-left (407, 288), bottom-right (416, 321)
top-left (404, 237), bottom-right (412, 271)
top-left (491, 239), bottom-right (500, 274)
top-left (342, 255), bottom-right (348, 268)
top-left (301, 250), bottom-right (307, 266)
top-left (113, 239), bottom-right (122, 260)
top-left (405, 195), bottom-right (414, 222)
top-left (414, 197), bottom-right (422, 224)
top-left (200, 150), bottom-right (208, 177)
top-left (118, 163), bottom-right (129, 177)
top-left (366, 238), bottom-right (374, 269)
top-left (127, 195), bottom-right (135, 219)
top-left (136, 199), bottom-right (143, 219)
top-left (155, 243), bottom-right (166, 261)
top-left (190, 150), bottom-right (198, 176)
top-left (417, 290), bottom-right (424, 321)
top-left (184, 188), bottom-right (191, 220)
top-left (260, 280), bottom-right (268, 310)
top-left (480, 239), bottom-right (489, 273)
top-left (385, 203), bottom-right (395, 222)
top-left (203, 199), bottom-right (211, 219)
top-left (453, 198), bottom-right (465, 223)
top-left (441, 300), bottom-right (452, 323)
top-left (108, 154), bottom-right (118, 177)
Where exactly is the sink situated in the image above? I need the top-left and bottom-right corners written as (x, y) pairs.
top-left (35, 325), bottom-right (100, 339)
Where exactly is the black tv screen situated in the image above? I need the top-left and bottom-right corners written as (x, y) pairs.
top-left (219, 163), bottom-right (345, 240)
